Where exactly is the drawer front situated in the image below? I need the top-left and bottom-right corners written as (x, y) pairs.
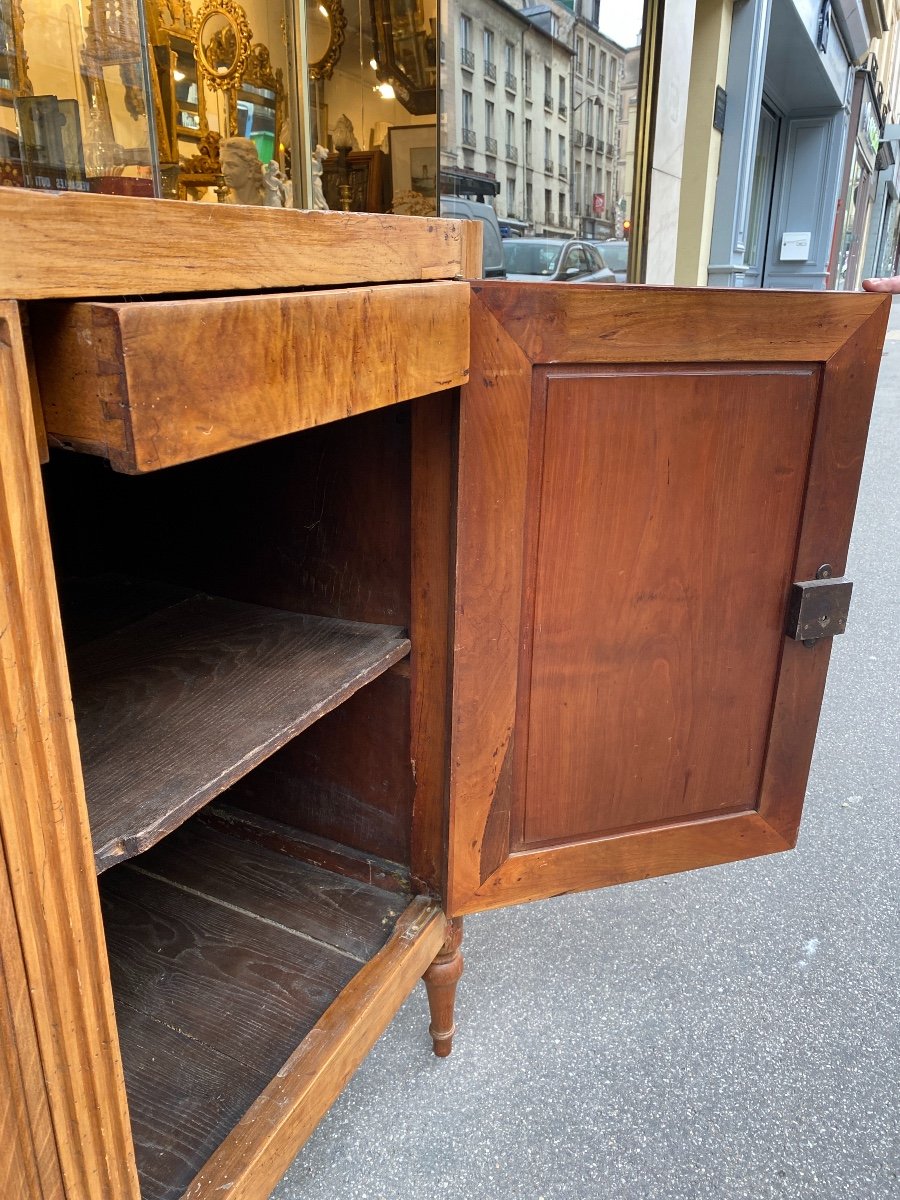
top-left (32, 281), bottom-right (470, 473)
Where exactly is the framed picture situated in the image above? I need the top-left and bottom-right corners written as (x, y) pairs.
top-left (388, 123), bottom-right (437, 214)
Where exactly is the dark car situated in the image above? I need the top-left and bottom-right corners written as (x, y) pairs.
top-left (502, 237), bottom-right (616, 283)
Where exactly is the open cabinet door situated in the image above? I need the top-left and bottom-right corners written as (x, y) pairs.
top-left (447, 282), bottom-right (889, 917)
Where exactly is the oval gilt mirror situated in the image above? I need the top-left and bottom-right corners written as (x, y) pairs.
top-left (307, 0), bottom-right (345, 81)
top-left (194, 0), bottom-right (252, 90)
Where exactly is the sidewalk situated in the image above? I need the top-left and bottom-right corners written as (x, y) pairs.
top-left (274, 299), bottom-right (900, 1200)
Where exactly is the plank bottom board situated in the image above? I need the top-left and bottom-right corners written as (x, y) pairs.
top-left (101, 819), bottom-right (406, 1200)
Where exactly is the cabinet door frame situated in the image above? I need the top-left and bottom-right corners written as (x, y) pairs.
top-left (446, 282), bottom-right (889, 917)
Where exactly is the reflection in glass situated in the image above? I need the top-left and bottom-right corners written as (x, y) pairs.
top-left (0, 0), bottom-right (155, 192)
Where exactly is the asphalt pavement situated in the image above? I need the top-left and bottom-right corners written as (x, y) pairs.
top-left (273, 298), bottom-right (900, 1200)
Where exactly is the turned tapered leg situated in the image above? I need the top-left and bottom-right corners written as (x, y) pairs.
top-left (422, 918), bottom-right (464, 1057)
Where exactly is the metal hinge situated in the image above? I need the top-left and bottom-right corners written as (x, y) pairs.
top-left (786, 564), bottom-right (852, 646)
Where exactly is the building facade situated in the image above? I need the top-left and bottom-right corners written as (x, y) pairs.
top-left (441, 0), bottom-right (629, 237)
top-left (674, 0), bottom-right (900, 290)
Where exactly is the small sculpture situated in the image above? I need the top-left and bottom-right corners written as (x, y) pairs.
top-left (332, 114), bottom-right (359, 151)
top-left (220, 137), bottom-right (264, 206)
top-left (262, 160), bottom-right (285, 208)
top-left (312, 144), bottom-right (329, 210)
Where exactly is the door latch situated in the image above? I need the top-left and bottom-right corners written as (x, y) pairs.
top-left (786, 564), bottom-right (852, 646)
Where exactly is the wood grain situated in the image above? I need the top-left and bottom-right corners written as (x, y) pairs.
top-left (0, 301), bottom-right (140, 1198)
top-left (410, 392), bottom-right (457, 894)
top-left (447, 292), bottom-right (533, 915)
top-left (0, 840), bottom-right (65, 1200)
top-left (470, 281), bottom-right (889, 364)
top-left (181, 897), bottom-right (445, 1200)
top-left (518, 365), bottom-right (818, 845)
top-left (227, 671), bottom-right (415, 868)
top-left (101, 819), bottom-right (408, 1200)
top-left (1, 190), bottom-right (473, 299)
top-left (45, 405), bottom-right (413, 627)
top-left (68, 592), bottom-right (410, 872)
top-left (757, 303), bottom-right (889, 842)
top-left (33, 282), bottom-right (470, 472)
top-left (134, 819), bottom-right (403, 961)
top-left (447, 284), bottom-right (889, 916)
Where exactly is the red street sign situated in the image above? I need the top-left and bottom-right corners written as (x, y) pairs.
top-left (593, 192), bottom-right (605, 216)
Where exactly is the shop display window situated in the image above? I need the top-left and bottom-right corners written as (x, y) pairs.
top-left (0, 0), bottom-right (438, 213)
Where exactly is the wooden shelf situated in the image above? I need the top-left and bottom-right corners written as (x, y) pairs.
top-left (67, 593), bottom-right (410, 872)
top-left (99, 818), bottom-right (442, 1200)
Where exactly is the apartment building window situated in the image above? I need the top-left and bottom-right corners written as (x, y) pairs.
top-left (505, 109), bottom-right (516, 159)
top-left (585, 165), bottom-right (592, 203)
top-left (559, 190), bottom-right (566, 222)
top-left (544, 65), bottom-right (553, 110)
top-left (460, 16), bottom-right (474, 70)
top-left (591, 0), bottom-right (600, 25)
top-left (462, 89), bottom-right (475, 144)
top-left (607, 109), bottom-right (615, 152)
top-left (544, 187), bottom-right (552, 220)
top-left (525, 117), bottom-right (532, 165)
top-left (558, 75), bottom-right (567, 117)
top-left (484, 100), bottom-right (496, 155)
top-left (524, 52), bottom-right (532, 99)
top-left (599, 51), bottom-right (607, 89)
top-left (558, 133), bottom-right (566, 179)
top-left (507, 176), bottom-right (516, 213)
top-left (575, 36), bottom-right (584, 75)
top-left (526, 181), bottom-right (533, 220)
top-left (587, 44), bottom-right (595, 82)
top-left (504, 41), bottom-right (516, 91)
top-left (544, 128), bottom-right (552, 173)
top-left (483, 29), bottom-right (495, 80)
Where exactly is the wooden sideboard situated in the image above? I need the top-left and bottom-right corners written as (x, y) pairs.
top-left (0, 189), bottom-right (889, 1200)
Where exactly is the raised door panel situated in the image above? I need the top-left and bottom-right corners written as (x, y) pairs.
top-left (447, 282), bottom-right (888, 916)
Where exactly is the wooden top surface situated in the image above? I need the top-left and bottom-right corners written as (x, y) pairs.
top-left (0, 190), bottom-right (477, 299)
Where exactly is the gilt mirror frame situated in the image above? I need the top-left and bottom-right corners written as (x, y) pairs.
top-left (194, 0), bottom-right (252, 92)
top-left (227, 40), bottom-right (284, 156)
top-left (308, 0), bottom-right (346, 81)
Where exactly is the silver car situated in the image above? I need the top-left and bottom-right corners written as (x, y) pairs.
top-left (502, 237), bottom-right (616, 283)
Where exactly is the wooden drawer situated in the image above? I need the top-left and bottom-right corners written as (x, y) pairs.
top-left (31, 281), bottom-right (470, 473)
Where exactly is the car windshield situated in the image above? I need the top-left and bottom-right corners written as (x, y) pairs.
top-left (503, 241), bottom-right (563, 275)
top-left (599, 242), bottom-right (628, 272)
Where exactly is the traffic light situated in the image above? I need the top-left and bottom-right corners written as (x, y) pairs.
top-left (623, 219), bottom-right (631, 240)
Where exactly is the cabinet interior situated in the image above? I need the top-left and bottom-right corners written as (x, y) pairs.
top-left (41, 401), bottom-right (430, 1200)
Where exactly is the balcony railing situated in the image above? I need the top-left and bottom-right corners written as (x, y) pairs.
top-left (587, 70), bottom-right (594, 83)
top-left (544, 93), bottom-right (553, 110)
top-left (599, 73), bottom-right (607, 90)
top-left (544, 157), bottom-right (554, 174)
top-left (559, 164), bottom-right (568, 180)
top-left (505, 72), bottom-right (517, 92)
top-left (485, 61), bottom-right (496, 81)
top-left (484, 136), bottom-right (497, 156)
top-left (462, 127), bottom-right (476, 147)
top-left (461, 48), bottom-right (474, 70)
top-left (559, 103), bottom-right (567, 118)
top-left (585, 134), bottom-right (594, 149)
top-left (574, 130), bottom-right (584, 147)
top-left (506, 144), bottom-right (518, 162)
